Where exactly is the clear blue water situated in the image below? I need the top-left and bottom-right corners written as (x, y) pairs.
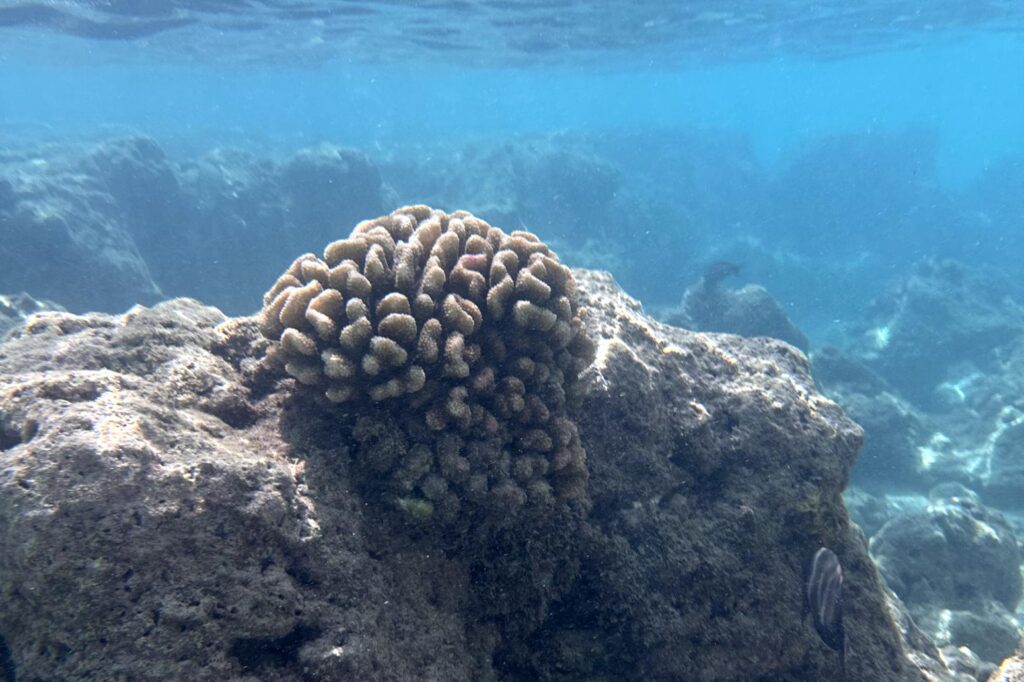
top-left (3, 5), bottom-right (1023, 186)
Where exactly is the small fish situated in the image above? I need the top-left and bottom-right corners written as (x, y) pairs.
top-left (804, 547), bottom-right (847, 666)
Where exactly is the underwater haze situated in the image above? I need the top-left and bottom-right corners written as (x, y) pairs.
top-left (1, 1), bottom-right (1024, 680)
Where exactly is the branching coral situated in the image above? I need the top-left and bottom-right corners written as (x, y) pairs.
top-left (259, 206), bottom-right (595, 524)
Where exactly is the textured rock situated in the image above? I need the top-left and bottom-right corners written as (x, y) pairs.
top-left (893, 332), bottom-right (1024, 509)
top-left (0, 292), bottom-right (64, 340)
top-left (870, 499), bottom-right (1023, 663)
top-left (964, 337), bottom-right (1024, 508)
top-left (852, 258), bottom-right (1024, 408)
top-left (987, 409), bottom-right (1024, 509)
top-left (0, 273), bottom-right (962, 681)
top-left (844, 487), bottom-right (929, 539)
top-left (0, 299), bottom-right (491, 680)
top-left (883, 588), bottom-right (991, 682)
top-left (936, 645), bottom-right (997, 682)
top-left (990, 639), bottom-right (1024, 681)
top-left (539, 270), bottom-right (940, 680)
top-left (816, 314), bottom-right (1024, 504)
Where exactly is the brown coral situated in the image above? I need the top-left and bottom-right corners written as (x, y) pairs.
top-left (259, 206), bottom-right (594, 524)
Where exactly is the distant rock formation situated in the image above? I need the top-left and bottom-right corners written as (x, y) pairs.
top-left (871, 497), bottom-right (1023, 663)
top-left (0, 137), bottom-right (163, 312)
top-left (663, 261), bottom-right (810, 351)
top-left (0, 136), bottom-right (393, 316)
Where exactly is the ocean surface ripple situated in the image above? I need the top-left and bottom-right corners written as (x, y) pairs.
top-left (2, 0), bottom-right (1024, 66)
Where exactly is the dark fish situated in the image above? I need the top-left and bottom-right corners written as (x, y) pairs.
top-left (805, 547), bottom-right (846, 662)
top-left (701, 260), bottom-right (741, 289)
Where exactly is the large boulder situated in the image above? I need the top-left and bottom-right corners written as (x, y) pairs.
top-left (665, 265), bottom-right (810, 351)
top-left (870, 499), bottom-right (1023, 663)
top-left (553, 271), bottom-right (929, 680)
top-left (0, 270), bottom-right (959, 680)
top-left (0, 138), bottom-right (162, 312)
top-left (813, 347), bottom-right (934, 491)
top-left (958, 337), bottom-right (1024, 509)
top-left (0, 137), bottom-right (394, 318)
top-left (852, 258), bottom-right (1024, 407)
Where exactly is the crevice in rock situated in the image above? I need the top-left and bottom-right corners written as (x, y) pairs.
top-left (201, 396), bottom-right (259, 430)
top-left (0, 428), bottom-right (18, 452)
top-left (0, 635), bottom-right (15, 682)
top-left (229, 624), bottom-right (320, 673)
top-left (0, 416), bottom-right (35, 452)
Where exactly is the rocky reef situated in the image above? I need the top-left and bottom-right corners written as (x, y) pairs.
top-left (0, 235), bottom-right (961, 680)
top-left (0, 136), bottom-right (392, 316)
top-left (663, 261), bottom-right (810, 352)
top-left (0, 140), bottom-right (163, 312)
top-left (813, 257), bottom-right (1024, 666)
top-left (4, 130), bottom-right (1021, 677)
top-left (871, 496), bottom-right (1023, 663)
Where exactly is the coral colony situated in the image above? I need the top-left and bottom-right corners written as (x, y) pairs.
top-left (259, 206), bottom-right (595, 526)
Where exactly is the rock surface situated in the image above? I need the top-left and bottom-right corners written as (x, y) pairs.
top-left (844, 487), bottom-right (929, 539)
top-left (990, 639), bottom-right (1024, 681)
top-left (0, 292), bottom-right (64, 340)
top-left (0, 272), bottom-right (960, 680)
top-left (666, 274), bottom-right (810, 351)
top-left (852, 258), bottom-right (1024, 408)
top-left (870, 499), bottom-right (1023, 664)
top-left (815, 262), bottom-right (1024, 515)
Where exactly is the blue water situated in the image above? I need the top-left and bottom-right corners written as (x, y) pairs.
top-left (0, 7), bottom-right (1020, 330)
top-left (4, 31), bottom-right (1023, 187)
top-left (2, 4), bottom-right (1023, 338)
